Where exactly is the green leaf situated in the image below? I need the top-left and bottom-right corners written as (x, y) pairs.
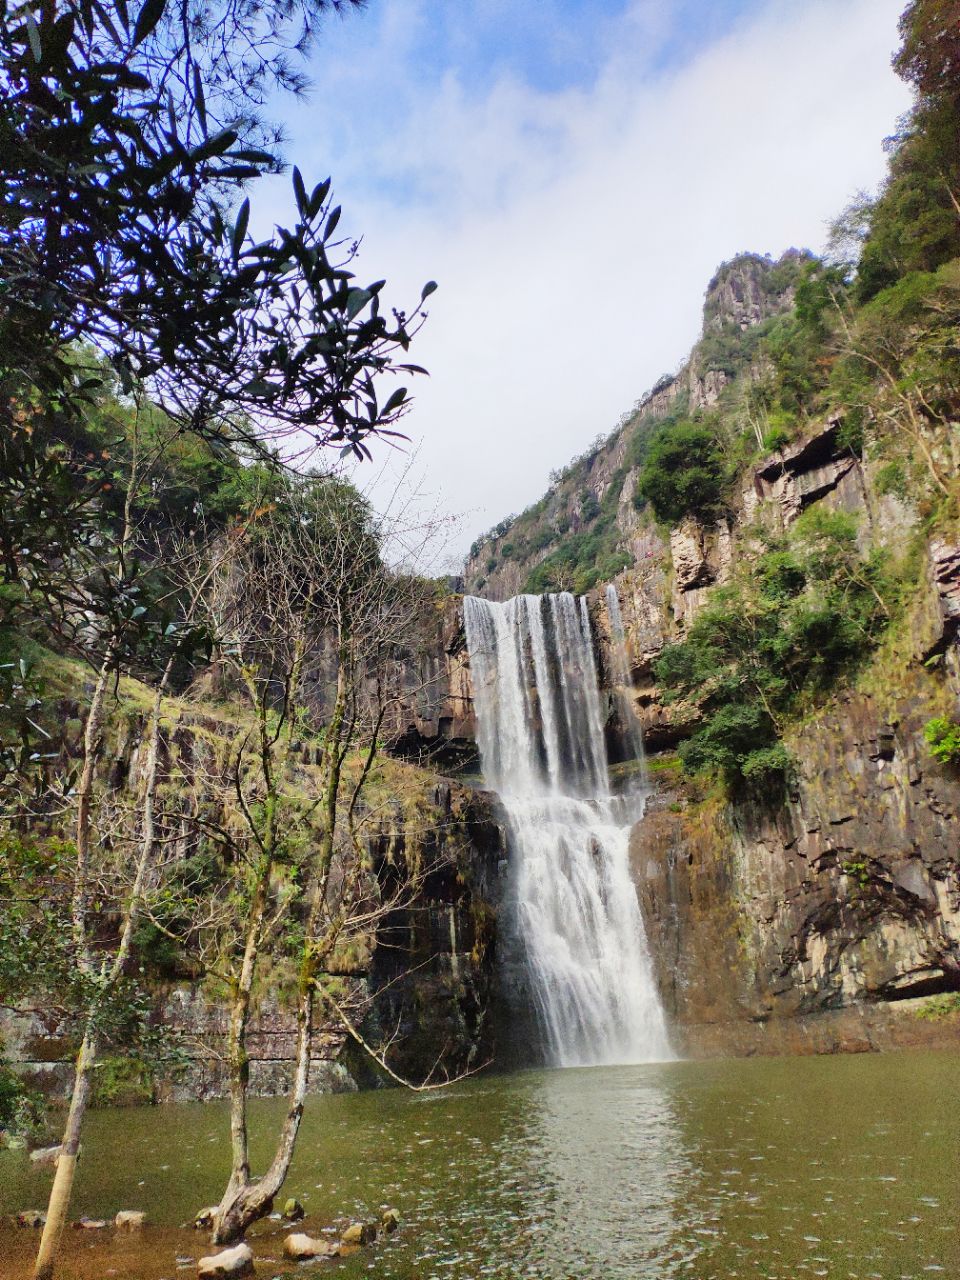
top-left (292, 166), bottom-right (307, 217)
top-left (324, 206), bottom-right (342, 239)
top-left (193, 65), bottom-right (206, 130)
top-left (132, 0), bottom-right (166, 46)
top-left (383, 387), bottom-right (407, 414)
top-left (309, 179), bottom-right (331, 217)
top-left (420, 280), bottom-right (438, 300)
top-left (345, 288), bottom-right (372, 320)
top-left (191, 129), bottom-right (239, 162)
top-left (232, 198), bottom-right (250, 258)
top-left (25, 13), bottom-right (42, 62)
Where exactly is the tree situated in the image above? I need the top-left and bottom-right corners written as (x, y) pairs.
top-left (855, 0), bottom-right (960, 300)
top-left (27, 404), bottom-right (222, 1280)
top-left (1, 0), bottom-right (435, 524)
top-left (139, 474), bottom-right (466, 1245)
top-left (0, 0), bottom-right (443, 1268)
top-left (894, 0), bottom-right (960, 104)
top-left (635, 419), bottom-right (727, 526)
top-left (832, 262), bottom-right (960, 495)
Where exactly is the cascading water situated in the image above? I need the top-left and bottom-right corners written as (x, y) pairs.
top-left (464, 591), bottom-right (671, 1067)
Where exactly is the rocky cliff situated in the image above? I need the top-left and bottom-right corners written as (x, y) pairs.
top-left (463, 251), bottom-right (807, 602)
top-left (590, 418), bottom-right (960, 1052)
top-left (458, 247), bottom-right (960, 1056)
top-left (1, 696), bottom-right (506, 1103)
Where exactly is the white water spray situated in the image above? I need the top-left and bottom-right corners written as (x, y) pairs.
top-left (464, 592), bottom-right (671, 1067)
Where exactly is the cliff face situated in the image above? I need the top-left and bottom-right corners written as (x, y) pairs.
top-left (2, 700), bottom-right (505, 1103)
top-left (598, 419), bottom-right (960, 1052)
top-left (463, 251), bottom-right (805, 602)
top-left (456, 247), bottom-right (960, 1056)
top-left (633, 681), bottom-right (960, 1055)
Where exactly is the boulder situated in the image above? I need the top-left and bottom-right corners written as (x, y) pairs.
top-left (115, 1210), bottom-right (146, 1229)
top-left (29, 1145), bottom-right (62, 1166)
top-left (340, 1221), bottom-right (377, 1246)
top-left (15, 1210), bottom-right (46, 1228)
top-left (196, 1243), bottom-right (255, 1278)
top-left (281, 1197), bottom-right (305, 1221)
top-left (381, 1207), bottom-right (400, 1233)
top-left (282, 1233), bottom-right (338, 1260)
top-left (193, 1206), bottom-right (218, 1230)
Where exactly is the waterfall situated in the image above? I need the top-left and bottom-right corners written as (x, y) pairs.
top-left (464, 592), bottom-right (671, 1068)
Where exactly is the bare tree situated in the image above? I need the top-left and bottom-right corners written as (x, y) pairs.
top-left (146, 472), bottom-right (471, 1245)
top-left (29, 408), bottom-right (226, 1280)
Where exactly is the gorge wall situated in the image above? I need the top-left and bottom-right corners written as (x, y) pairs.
top-left (12, 250), bottom-right (959, 1105)
top-left (2, 699), bottom-right (505, 1104)
top-left (455, 249), bottom-right (960, 1057)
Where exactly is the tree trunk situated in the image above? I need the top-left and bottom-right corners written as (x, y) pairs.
top-left (33, 645), bottom-right (115, 1280)
top-left (32, 1030), bottom-right (96, 1280)
top-left (34, 650), bottom-right (173, 1280)
top-left (213, 648), bottom-right (342, 1244)
top-left (212, 987), bottom-right (314, 1243)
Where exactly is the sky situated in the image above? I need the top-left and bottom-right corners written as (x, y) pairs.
top-left (255, 0), bottom-right (912, 566)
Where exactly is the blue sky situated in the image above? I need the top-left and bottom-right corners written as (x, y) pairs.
top-left (257, 0), bottom-right (911, 565)
top-left (302, 0), bottom-right (767, 100)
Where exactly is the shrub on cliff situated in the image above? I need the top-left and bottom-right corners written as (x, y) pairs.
top-left (924, 716), bottom-right (960, 764)
top-left (656, 510), bottom-right (893, 788)
top-left (635, 419), bottom-right (727, 526)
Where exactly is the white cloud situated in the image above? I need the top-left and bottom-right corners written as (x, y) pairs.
top-left (265, 0), bottom-right (911, 560)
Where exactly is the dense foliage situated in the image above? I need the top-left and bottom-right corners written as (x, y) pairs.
top-left (635, 419), bottom-right (727, 526)
top-left (924, 716), bottom-right (960, 764)
top-left (855, 0), bottom-right (960, 300)
top-left (656, 510), bottom-right (898, 788)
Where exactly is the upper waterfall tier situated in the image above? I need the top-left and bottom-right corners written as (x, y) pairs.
top-left (464, 592), bottom-right (608, 800)
top-left (464, 592), bottom-right (671, 1068)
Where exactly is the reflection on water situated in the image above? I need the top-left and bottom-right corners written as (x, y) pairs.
top-left (0, 1051), bottom-right (957, 1280)
top-left (515, 1067), bottom-right (689, 1276)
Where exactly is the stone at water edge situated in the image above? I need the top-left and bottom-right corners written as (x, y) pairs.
top-left (282, 1232), bottom-right (339, 1260)
top-left (72, 1217), bottom-right (108, 1229)
top-left (381, 1207), bottom-right (400, 1233)
top-left (14, 1210), bottom-right (46, 1228)
top-left (340, 1221), bottom-right (377, 1246)
top-left (196, 1242), bottom-right (255, 1278)
top-left (115, 1210), bottom-right (146, 1229)
top-left (193, 1206), bottom-right (218, 1229)
top-left (29, 1145), bottom-right (62, 1166)
top-left (281, 1197), bottom-right (305, 1220)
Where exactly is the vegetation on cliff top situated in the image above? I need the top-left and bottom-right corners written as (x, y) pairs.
top-left (648, 0), bottom-right (960, 787)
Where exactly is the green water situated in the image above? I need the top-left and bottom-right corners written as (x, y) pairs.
top-left (1, 1051), bottom-right (957, 1279)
